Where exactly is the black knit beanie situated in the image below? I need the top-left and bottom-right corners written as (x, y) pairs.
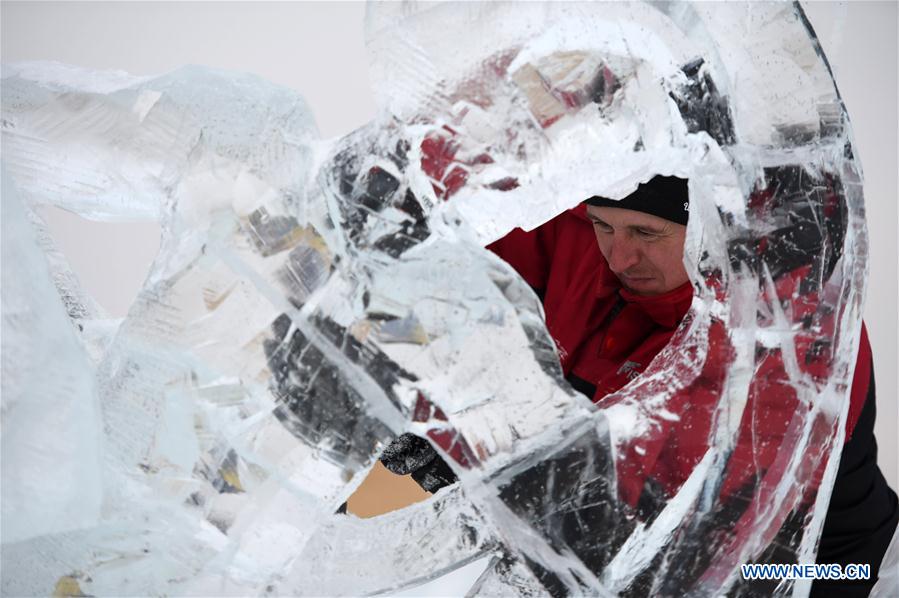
top-left (584, 175), bottom-right (689, 226)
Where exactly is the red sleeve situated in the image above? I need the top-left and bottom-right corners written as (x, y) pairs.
top-left (626, 320), bottom-right (873, 508)
top-left (486, 219), bottom-right (558, 294)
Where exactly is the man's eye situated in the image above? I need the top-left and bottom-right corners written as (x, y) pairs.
top-left (635, 229), bottom-right (659, 238)
top-left (592, 222), bottom-right (613, 233)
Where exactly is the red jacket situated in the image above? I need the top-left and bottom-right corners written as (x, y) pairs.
top-left (488, 204), bottom-right (873, 509)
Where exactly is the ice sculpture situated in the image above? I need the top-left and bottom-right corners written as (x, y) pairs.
top-left (1, 2), bottom-right (886, 596)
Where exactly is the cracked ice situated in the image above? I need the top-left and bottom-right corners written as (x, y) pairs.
top-left (1, 2), bottom-right (886, 596)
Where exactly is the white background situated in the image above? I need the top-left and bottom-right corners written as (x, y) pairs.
top-left (3, 1), bottom-right (896, 493)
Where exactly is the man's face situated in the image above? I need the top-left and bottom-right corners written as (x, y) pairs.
top-left (586, 205), bottom-right (689, 296)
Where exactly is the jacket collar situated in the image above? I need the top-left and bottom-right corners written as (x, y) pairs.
top-left (618, 282), bottom-right (693, 328)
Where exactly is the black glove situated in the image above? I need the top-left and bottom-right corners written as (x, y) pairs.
top-left (379, 433), bottom-right (458, 493)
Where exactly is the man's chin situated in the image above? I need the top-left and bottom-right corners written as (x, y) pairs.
top-left (620, 277), bottom-right (661, 296)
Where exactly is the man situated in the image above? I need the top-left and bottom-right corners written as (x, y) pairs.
top-left (490, 174), bottom-right (897, 595)
top-left (381, 175), bottom-right (897, 595)
top-left (488, 175), bottom-right (694, 404)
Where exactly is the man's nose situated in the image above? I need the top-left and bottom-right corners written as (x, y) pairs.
top-left (606, 234), bottom-right (640, 273)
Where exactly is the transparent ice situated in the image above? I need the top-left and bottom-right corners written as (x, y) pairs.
top-left (1, 2), bottom-right (885, 596)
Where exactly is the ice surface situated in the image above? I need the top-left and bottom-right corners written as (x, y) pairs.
top-left (1, 169), bottom-right (102, 544)
top-left (1, 2), bottom-right (868, 596)
top-left (278, 485), bottom-right (489, 595)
